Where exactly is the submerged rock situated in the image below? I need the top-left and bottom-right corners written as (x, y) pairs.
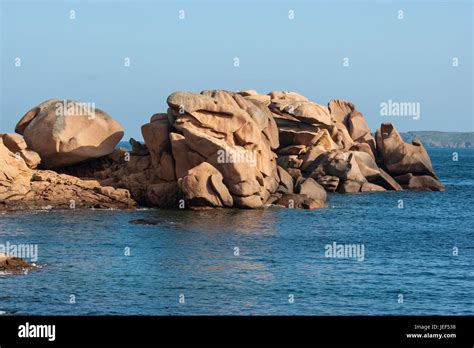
top-left (1, 133), bottom-right (41, 169)
top-left (128, 219), bottom-right (162, 225)
top-left (273, 193), bottom-right (326, 209)
top-left (0, 253), bottom-right (33, 273)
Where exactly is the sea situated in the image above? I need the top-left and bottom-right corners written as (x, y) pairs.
top-left (0, 148), bottom-right (473, 315)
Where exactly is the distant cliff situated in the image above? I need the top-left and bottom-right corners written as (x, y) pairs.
top-left (400, 131), bottom-right (474, 148)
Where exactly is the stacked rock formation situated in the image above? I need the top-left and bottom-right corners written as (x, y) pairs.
top-left (0, 136), bottom-right (135, 210)
top-left (376, 123), bottom-right (445, 191)
top-left (64, 90), bottom-right (318, 209)
top-left (267, 93), bottom-right (406, 193)
top-left (0, 91), bottom-right (444, 211)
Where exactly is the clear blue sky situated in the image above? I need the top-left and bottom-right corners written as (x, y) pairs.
top-left (1, 0), bottom-right (472, 139)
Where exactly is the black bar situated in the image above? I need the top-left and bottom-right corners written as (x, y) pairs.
top-left (0, 316), bottom-right (472, 346)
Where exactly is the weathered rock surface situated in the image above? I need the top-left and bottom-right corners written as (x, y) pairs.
top-left (296, 177), bottom-right (327, 203)
top-left (0, 140), bottom-right (135, 210)
top-left (1, 90), bottom-right (443, 211)
top-left (1, 133), bottom-right (42, 169)
top-left (180, 162), bottom-right (233, 208)
top-left (165, 90), bottom-right (281, 209)
top-left (0, 253), bottom-right (33, 273)
top-left (2, 133), bottom-right (27, 152)
top-left (15, 99), bottom-right (124, 168)
top-left (376, 123), bottom-right (436, 177)
top-left (394, 173), bottom-right (445, 192)
top-left (376, 123), bottom-right (444, 191)
top-left (360, 182), bottom-right (387, 192)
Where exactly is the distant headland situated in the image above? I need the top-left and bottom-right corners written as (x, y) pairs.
top-left (400, 131), bottom-right (474, 148)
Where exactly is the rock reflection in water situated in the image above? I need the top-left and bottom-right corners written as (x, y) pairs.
top-left (133, 208), bottom-right (279, 236)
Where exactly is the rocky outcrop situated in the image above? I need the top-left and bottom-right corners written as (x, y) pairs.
top-left (0, 140), bottom-right (135, 210)
top-left (0, 90), bottom-right (444, 211)
top-left (1, 133), bottom-right (41, 169)
top-left (376, 123), bottom-right (444, 191)
top-left (296, 178), bottom-right (327, 203)
top-left (393, 173), bottom-right (445, 191)
top-left (263, 92), bottom-right (441, 193)
top-left (15, 99), bottom-right (124, 168)
top-left (0, 253), bottom-right (33, 273)
top-left (376, 123), bottom-right (436, 177)
top-left (166, 90), bottom-right (282, 209)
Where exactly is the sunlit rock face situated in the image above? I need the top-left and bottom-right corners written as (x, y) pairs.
top-left (15, 99), bottom-right (124, 168)
top-left (1, 91), bottom-right (443, 211)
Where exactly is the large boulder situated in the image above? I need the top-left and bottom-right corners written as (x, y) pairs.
top-left (310, 150), bottom-right (366, 183)
top-left (328, 99), bottom-right (375, 153)
top-left (18, 149), bottom-right (41, 169)
top-left (269, 92), bottom-right (332, 127)
top-left (394, 173), bottom-right (445, 191)
top-left (273, 193), bottom-right (325, 209)
top-left (1, 133), bottom-right (41, 169)
top-left (351, 151), bottom-right (380, 180)
top-left (295, 177), bottom-right (327, 203)
top-left (2, 133), bottom-right (26, 152)
top-left (277, 166), bottom-right (294, 194)
top-left (0, 253), bottom-right (33, 273)
top-left (140, 114), bottom-right (177, 182)
top-left (180, 162), bottom-right (233, 208)
top-left (15, 99), bottom-right (124, 168)
top-left (0, 139), bottom-right (31, 200)
top-left (371, 168), bottom-right (403, 191)
top-left (164, 90), bottom-right (280, 209)
top-left (376, 123), bottom-right (437, 178)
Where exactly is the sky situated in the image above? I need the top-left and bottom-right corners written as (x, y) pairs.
top-left (1, 0), bottom-right (473, 140)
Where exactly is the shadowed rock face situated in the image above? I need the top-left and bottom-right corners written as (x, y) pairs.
top-left (15, 99), bottom-right (124, 168)
top-left (1, 90), bottom-right (444, 211)
top-left (376, 123), bottom-right (437, 178)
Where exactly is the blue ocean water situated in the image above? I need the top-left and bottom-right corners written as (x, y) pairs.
top-left (0, 148), bottom-right (473, 315)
